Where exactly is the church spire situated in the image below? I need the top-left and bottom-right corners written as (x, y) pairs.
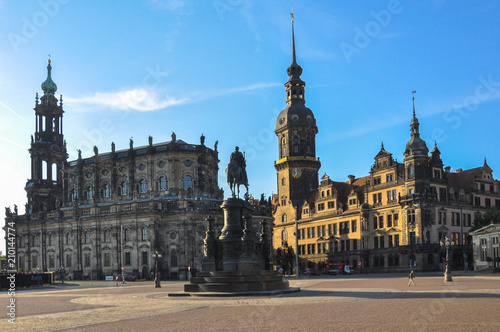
top-left (404, 90), bottom-right (428, 157)
top-left (41, 56), bottom-right (57, 96)
top-left (291, 12), bottom-right (297, 66)
top-left (410, 90), bottom-right (419, 136)
top-left (285, 13), bottom-right (305, 106)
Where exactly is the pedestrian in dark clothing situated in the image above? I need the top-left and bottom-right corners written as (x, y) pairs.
top-left (408, 270), bottom-right (415, 286)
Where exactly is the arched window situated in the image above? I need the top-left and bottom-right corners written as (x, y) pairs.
top-left (141, 227), bottom-right (147, 241)
top-left (121, 182), bottom-right (128, 196)
top-left (104, 230), bottom-right (110, 243)
top-left (102, 184), bottom-right (111, 198)
top-left (70, 189), bottom-right (77, 202)
top-left (159, 176), bottom-right (167, 191)
top-left (282, 214), bottom-right (287, 223)
top-left (281, 229), bottom-right (288, 242)
top-left (139, 179), bottom-right (147, 193)
top-left (182, 175), bottom-right (193, 190)
top-left (124, 228), bottom-right (131, 242)
top-left (407, 164), bottom-right (414, 180)
top-left (86, 186), bottom-right (93, 200)
top-left (171, 249), bottom-right (178, 267)
top-left (281, 137), bottom-right (286, 157)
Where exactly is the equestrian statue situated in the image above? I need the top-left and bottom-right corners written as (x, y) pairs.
top-left (226, 146), bottom-right (249, 198)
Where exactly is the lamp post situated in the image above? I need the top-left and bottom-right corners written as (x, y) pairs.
top-left (440, 236), bottom-right (453, 282)
top-left (295, 218), bottom-right (299, 279)
top-left (152, 251), bottom-right (162, 288)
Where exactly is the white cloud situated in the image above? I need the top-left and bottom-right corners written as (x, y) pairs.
top-left (65, 88), bottom-right (188, 112)
top-left (65, 82), bottom-right (279, 113)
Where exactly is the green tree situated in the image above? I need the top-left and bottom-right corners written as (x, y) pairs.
top-left (470, 207), bottom-right (500, 232)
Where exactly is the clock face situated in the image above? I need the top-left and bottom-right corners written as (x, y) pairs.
top-left (292, 169), bottom-right (302, 178)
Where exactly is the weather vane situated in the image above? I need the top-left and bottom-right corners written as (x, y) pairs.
top-left (411, 89), bottom-right (416, 99)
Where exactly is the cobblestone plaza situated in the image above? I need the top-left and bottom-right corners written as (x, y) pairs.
top-left (1, 272), bottom-right (499, 331)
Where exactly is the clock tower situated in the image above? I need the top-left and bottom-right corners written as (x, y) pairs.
top-left (275, 16), bottom-right (321, 212)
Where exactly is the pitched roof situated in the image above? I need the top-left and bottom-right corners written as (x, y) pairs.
top-left (447, 167), bottom-right (482, 192)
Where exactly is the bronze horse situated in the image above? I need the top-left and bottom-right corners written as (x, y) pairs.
top-left (226, 153), bottom-right (248, 198)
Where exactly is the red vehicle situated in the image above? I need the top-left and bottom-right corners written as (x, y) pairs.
top-left (325, 263), bottom-right (352, 275)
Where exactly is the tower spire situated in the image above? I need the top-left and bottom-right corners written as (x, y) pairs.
top-left (412, 90), bottom-right (416, 118)
top-left (41, 57), bottom-right (57, 96)
top-left (291, 12), bottom-right (297, 65)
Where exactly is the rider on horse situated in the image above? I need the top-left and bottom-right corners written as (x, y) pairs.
top-left (226, 146), bottom-right (249, 198)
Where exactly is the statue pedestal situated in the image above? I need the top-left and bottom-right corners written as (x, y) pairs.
top-left (178, 197), bottom-right (298, 296)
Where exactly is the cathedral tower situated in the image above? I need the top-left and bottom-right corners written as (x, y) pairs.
top-left (275, 15), bottom-right (321, 209)
top-left (25, 59), bottom-right (68, 213)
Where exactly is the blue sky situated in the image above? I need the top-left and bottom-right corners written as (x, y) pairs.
top-left (1, 0), bottom-right (500, 252)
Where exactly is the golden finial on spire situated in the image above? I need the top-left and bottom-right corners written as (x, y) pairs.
top-left (48, 54), bottom-right (51, 64)
top-left (291, 11), bottom-right (294, 23)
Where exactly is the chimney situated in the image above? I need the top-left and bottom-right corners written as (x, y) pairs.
top-left (444, 166), bottom-right (451, 173)
top-left (348, 175), bottom-right (355, 184)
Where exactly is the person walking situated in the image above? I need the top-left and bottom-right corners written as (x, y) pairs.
top-left (408, 270), bottom-right (415, 286)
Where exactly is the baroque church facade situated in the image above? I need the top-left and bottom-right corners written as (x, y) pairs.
top-left (272, 21), bottom-right (499, 273)
top-left (4, 60), bottom-right (227, 280)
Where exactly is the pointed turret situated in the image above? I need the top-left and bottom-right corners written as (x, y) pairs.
top-left (404, 91), bottom-right (428, 157)
top-left (41, 58), bottom-right (57, 96)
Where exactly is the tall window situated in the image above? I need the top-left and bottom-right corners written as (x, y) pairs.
top-left (141, 227), bottom-right (148, 241)
top-left (407, 164), bottom-right (414, 180)
top-left (104, 230), bottom-right (110, 243)
top-left (124, 228), bottom-right (131, 242)
top-left (159, 176), bottom-right (167, 191)
top-left (171, 249), bottom-right (178, 267)
top-left (407, 209), bottom-right (415, 224)
top-left (125, 252), bottom-right (131, 266)
top-left (65, 232), bottom-right (71, 245)
top-left (281, 137), bottom-right (286, 157)
top-left (86, 186), bottom-right (93, 200)
top-left (66, 254), bottom-right (72, 267)
top-left (102, 184), bottom-right (111, 198)
top-left (84, 253), bottom-right (91, 267)
top-left (281, 230), bottom-right (288, 242)
top-left (84, 231), bottom-right (90, 244)
top-left (104, 252), bottom-right (111, 266)
top-left (139, 179), bottom-right (147, 193)
top-left (182, 175), bottom-right (193, 190)
top-left (48, 233), bottom-right (54, 246)
top-left (49, 255), bottom-right (55, 268)
top-left (142, 251), bottom-right (148, 265)
top-left (120, 182), bottom-right (128, 196)
top-left (282, 214), bottom-right (287, 223)
top-left (70, 189), bottom-right (78, 202)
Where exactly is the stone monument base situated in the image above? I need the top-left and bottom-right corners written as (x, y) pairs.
top-left (169, 270), bottom-right (299, 297)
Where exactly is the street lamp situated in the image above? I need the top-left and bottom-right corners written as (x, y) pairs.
top-left (152, 251), bottom-right (162, 288)
top-left (440, 236), bottom-right (453, 282)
